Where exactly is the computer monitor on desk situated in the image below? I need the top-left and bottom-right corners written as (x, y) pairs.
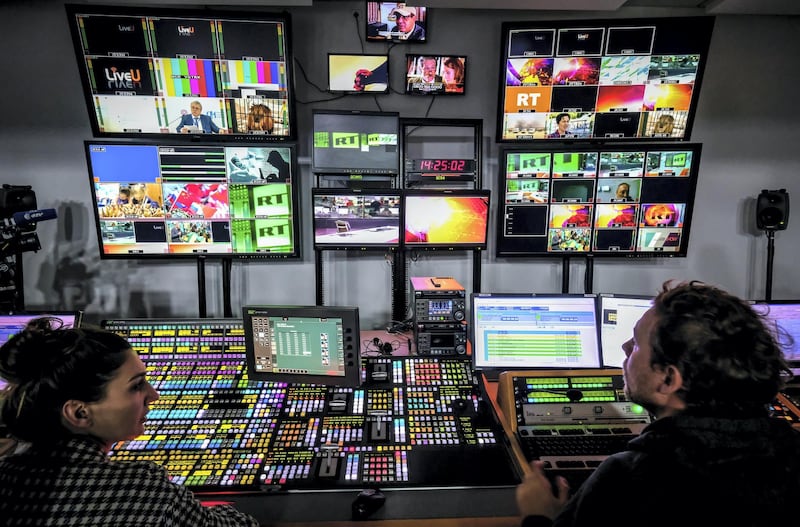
top-left (752, 300), bottom-right (800, 379)
top-left (0, 311), bottom-right (83, 390)
top-left (470, 293), bottom-right (602, 380)
top-left (598, 294), bottom-right (653, 368)
top-left (242, 305), bottom-right (362, 387)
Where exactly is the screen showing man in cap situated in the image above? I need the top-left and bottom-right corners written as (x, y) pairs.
top-left (390, 4), bottom-right (426, 40)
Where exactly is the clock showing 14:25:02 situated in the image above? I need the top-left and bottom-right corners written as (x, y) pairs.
top-left (412, 159), bottom-right (476, 173)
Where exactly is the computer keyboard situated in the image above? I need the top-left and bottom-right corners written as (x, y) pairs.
top-left (519, 432), bottom-right (635, 459)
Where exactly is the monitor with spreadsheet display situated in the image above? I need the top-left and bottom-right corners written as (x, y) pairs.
top-left (470, 293), bottom-right (601, 379)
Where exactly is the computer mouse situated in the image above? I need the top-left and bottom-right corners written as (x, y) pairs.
top-left (351, 488), bottom-right (386, 520)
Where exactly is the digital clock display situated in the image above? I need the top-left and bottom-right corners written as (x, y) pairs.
top-left (411, 159), bottom-right (476, 173)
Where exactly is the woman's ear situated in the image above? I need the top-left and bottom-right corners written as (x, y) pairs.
top-left (62, 400), bottom-right (92, 428)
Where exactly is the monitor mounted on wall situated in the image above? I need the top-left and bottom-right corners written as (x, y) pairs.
top-left (404, 54), bottom-right (466, 95)
top-left (366, 2), bottom-right (428, 43)
top-left (311, 110), bottom-right (400, 177)
top-left (312, 188), bottom-right (402, 251)
top-left (329, 54), bottom-right (389, 94)
top-left (404, 189), bottom-right (490, 250)
top-left (84, 140), bottom-right (300, 259)
top-left (496, 143), bottom-right (701, 258)
top-left (66, 4), bottom-right (297, 142)
top-left (497, 16), bottom-right (714, 143)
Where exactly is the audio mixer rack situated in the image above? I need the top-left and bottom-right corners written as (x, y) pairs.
top-left (101, 319), bottom-right (520, 521)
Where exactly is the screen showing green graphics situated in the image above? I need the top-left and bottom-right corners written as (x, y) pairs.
top-left (84, 141), bottom-right (300, 259)
top-left (311, 110), bottom-right (400, 175)
top-left (243, 305), bottom-right (361, 387)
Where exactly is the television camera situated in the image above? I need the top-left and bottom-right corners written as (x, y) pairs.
top-left (0, 184), bottom-right (56, 311)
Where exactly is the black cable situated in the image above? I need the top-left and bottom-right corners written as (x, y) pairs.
top-left (292, 57), bottom-right (348, 105)
top-left (423, 96), bottom-right (435, 118)
top-left (351, 10), bottom-right (365, 53)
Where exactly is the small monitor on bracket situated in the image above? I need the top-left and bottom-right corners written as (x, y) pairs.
top-left (242, 305), bottom-right (361, 387)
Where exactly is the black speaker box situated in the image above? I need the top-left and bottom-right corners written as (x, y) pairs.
top-left (756, 189), bottom-right (789, 231)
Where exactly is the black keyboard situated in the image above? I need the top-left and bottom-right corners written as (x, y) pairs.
top-left (519, 433), bottom-right (634, 459)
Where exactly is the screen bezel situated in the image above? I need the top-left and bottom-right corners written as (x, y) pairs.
top-left (84, 139), bottom-right (301, 260)
top-left (495, 142), bottom-right (701, 258)
top-left (404, 54), bottom-right (467, 96)
top-left (328, 53), bottom-right (390, 94)
top-left (312, 188), bottom-right (402, 251)
top-left (365, 2), bottom-right (428, 43)
top-left (403, 188), bottom-right (491, 251)
top-left (496, 16), bottom-right (714, 144)
top-left (65, 4), bottom-right (298, 143)
top-left (242, 305), bottom-right (361, 387)
top-left (311, 110), bottom-right (401, 176)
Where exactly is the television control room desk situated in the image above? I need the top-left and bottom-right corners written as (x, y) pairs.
top-left (91, 321), bottom-right (523, 526)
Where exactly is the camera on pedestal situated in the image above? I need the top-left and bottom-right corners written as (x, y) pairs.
top-left (0, 184), bottom-right (43, 311)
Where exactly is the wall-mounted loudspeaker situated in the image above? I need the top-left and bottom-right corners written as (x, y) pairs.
top-left (756, 189), bottom-right (790, 231)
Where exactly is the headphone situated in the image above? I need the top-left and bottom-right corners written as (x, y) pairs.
top-left (367, 337), bottom-right (395, 356)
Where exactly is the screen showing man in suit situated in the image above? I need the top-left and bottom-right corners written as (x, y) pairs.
top-left (177, 100), bottom-right (220, 134)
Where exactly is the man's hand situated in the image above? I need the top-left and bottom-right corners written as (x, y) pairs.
top-left (516, 460), bottom-right (570, 520)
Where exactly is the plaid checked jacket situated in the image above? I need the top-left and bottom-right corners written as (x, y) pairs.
top-left (0, 436), bottom-right (259, 526)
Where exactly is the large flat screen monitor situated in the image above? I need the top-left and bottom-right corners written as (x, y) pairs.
top-left (404, 189), bottom-right (490, 250)
top-left (498, 16), bottom-right (714, 143)
top-left (598, 294), bottom-right (652, 368)
top-left (85, 141), bottom-right (300, 259)
top-left (66, 4), bottom-right (297, 142)
top-left (242, 305), bottom-right (361, 387)
top-left (312, 188), bottom-right (401, 251)
top-left (496, 143), bottom-right (701, 257)
top-left (311, 110), bottom-right (400, 176)
top-left (471, 293), bottom-right (601, 380)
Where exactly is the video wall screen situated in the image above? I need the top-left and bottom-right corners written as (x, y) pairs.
top-left (85, 141), bottom-right (300, 259)
top-left (311, 110), bottom-right (400, 176)
top-left (498, 16), bottom-right (714, 143)
top-left (66, 4), bottom-right (297, 142)
top-left (496, 144), bottom-right (701, 257)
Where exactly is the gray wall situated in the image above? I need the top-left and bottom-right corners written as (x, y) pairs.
top-left (2, 1), bottom-right (798, 327)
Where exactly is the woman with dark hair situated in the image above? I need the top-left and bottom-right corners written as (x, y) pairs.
top-left (516, 281), bottom-right (800, 527)
top-left (0, 317), bottom-right (258, 526)
top-left (442, 57), bottom-right (465, 93)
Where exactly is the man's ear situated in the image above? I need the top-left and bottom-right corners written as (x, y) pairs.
top-left (658, 364), bottom-right (684, 395)
top-left (62, 400), bottom-right (92, 428)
